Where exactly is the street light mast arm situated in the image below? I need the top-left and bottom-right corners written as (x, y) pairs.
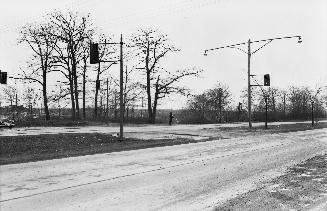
top-left (204, 41), bottom-right (247, 55)
top-left (204, 35), bottom-right (301, 55)
top-left (251, 35), bottom-right (301, 44)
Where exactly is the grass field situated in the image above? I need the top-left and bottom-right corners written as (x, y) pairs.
top-left (1, 122), bottom-right (326, 165)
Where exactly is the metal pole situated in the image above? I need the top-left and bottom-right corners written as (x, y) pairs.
top-left (119, 34), bottom-right (124, 140)
top-left (141, 97), bottom-right (144, 118)
top-left (265, 96), bottom-right (268, 129)
top-left (311, 100), bottom-right (314, 127)
top-left (83, 55), bottom-right (86, 119)
top-left (106, 78), bottom-right (109, 119)
top-left (247, 39), bottom-right (252, 129)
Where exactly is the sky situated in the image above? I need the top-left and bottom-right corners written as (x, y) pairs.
top-left (0, 0), bottom-right (326, 109)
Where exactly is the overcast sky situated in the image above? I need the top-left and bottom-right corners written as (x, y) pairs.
top-left (0, 0), bottom-right (326, 109)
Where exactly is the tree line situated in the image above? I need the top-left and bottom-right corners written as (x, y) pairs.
top-left (1, 10), bottom-right (326, 125)
top-left (1, 11), bottom-right (201, 124)
top-left (179, 83), bottom-right (327, 124)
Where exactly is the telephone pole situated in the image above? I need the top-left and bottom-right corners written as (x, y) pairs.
top-left (106, 78), bottom-right (109, 119)
top-left (119, 34), bottom-right (124, 140)
top-left (90, 35), bottom-right (123, 140)
top-left (204, 35), bottom-right (302, 129)
top-left (247, 39), bottom-right (252, 128)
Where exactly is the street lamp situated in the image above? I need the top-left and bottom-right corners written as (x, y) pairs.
top-left (204, 35), bottom-right (302, 129)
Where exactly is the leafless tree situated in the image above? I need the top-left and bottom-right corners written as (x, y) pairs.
top-left (23, 86), bottom-right (38, 114)
top-left (207, 83), bottom-right (232, 123)
top-left (3, 85), bottom-right (17, 107)
top-left (19, 23), bottom-right (58, 120)
top-left (49, 11), bottom-right (94, 120)
top-left (130, 28), bottom-right (201, 123)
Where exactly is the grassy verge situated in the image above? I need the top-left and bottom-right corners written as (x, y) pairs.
top-left (0, 133), bottom-right (211, 165)
top-left (1, 122), bottom-right (326, 165)
top-left (215, 153), bottom-right (327, 211)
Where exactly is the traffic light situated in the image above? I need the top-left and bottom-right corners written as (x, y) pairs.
top-left (96, 80), bottom-right (100, 90)
top-left (264, 74), bottom-right (270, 86)
top-left (90, 43), bottom-right (99, 64)
top-left (0, 71), bottom-right (7, 84)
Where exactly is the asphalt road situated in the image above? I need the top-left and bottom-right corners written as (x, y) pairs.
top-left (0, 127), bottom-right (326, 210)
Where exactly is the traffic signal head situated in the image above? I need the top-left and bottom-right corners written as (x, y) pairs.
top-left (264, 74), bottom-right (270, 86)
top-left (0, 71), bottom-right (7, 84)
top-left (90, 43), bottom-right (99, 64)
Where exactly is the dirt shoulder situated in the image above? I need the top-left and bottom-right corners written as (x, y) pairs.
top-left (215, 153), bottom-right (327, 211)
top-left (0, 133), bottom-right (215, 165)
top-left (1, 122), bottom-right (326, 165)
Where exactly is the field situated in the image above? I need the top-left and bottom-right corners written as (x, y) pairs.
top-left (1, 121), bottom-right (326, 165)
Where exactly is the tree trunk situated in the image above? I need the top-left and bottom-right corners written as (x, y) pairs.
top-left (146, 41), bottom-right (153, 123)
top-left (283, 93), bottom-right (286, 119)
top-left (42, 69), bottom-right (50, 121)
top-left (146, 70), bottom-right (153, 123)
top-left (72, 60), bottom-right (80, 120)
top-left (219, 105), bottom-right (222, 123)
top-left (69, 75), bottom-right (76, 120)
top-left (152, 91), bottom-right (159, 124)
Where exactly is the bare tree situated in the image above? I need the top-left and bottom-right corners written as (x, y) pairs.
top-left (207, 83), bottom-right (232, 123)
top-left (23, 86), bottom-right (38, 114)
top-left (130, 28), bottom-right (201, 123)
top-left (20, 23), bottom-right (57, 120)
top-left (49, 11), bottom-right (94, 120)
top-left (3, 85), bottom-right (17, 108)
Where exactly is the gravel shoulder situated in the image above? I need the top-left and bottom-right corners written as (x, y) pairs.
top-left (215, 153), bottom-right (327, 211)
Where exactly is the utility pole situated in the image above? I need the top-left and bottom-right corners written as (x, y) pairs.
top-left (247, 39), bottom-right (252, 128)
top-left (58, 97), bottom-right (61, 118)
top-left (90, 36), bottom-right (123, 139)
top-left (106, 78), bottom-right (109, 119)
top-left (119, 34), bottom-right (124, 140)
top-left (83, 55), bottom-right (87, 120)
top-left (310, 86), bottom-right (327, 127)
top-left (141, 97), bottom-right (144, 118)
top-left (311, 100), bottom-right (314, 127)
top-left (204, 35), bottom-right (301, 129)
top-left (265, 96), bottom-right (268, 129)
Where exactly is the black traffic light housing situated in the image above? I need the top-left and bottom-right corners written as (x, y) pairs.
top-left (0, 71), bottom-right (7, 84)
top-left (264, 74), bottom-right (270, 86)
top-left (90, 43), bottom-right (99, 64)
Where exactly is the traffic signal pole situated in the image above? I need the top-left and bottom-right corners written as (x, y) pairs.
top-left (119, 34), bottom-right (124, 141)
top-left (90, 35), bottom-right (124, 140)
top-left (247, 39), bottom-right (252, 129)
top-left (204, 35), bottom-right (301, 129)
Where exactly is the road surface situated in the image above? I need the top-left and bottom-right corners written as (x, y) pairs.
top-left (0, 127), bottom-right (326, 210)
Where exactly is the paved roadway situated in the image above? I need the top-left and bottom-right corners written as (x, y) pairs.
top-left (0, 125), bottom-right (327, 210)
